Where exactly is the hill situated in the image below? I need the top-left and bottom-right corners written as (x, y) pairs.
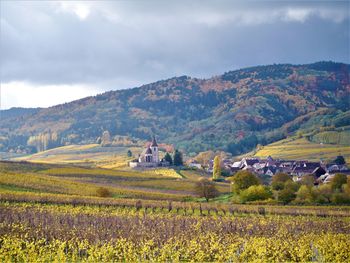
top-left (0, 61), bottom-right (349, 156)
top-left (254, 136), bottom-right (350, 163)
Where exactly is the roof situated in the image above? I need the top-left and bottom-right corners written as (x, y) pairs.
top-left (244, 158), bottom-right (260, 166)
top-left (145, 147), bottom-right (152, 154)
top-left (151, 135), bottom-right (158, 147)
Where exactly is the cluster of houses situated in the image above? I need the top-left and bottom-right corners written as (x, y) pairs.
top-left (189, 156), bottom-right (349, 184)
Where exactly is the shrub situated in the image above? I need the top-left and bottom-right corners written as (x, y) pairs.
top-left (271, 173), bottom-right (291, 190)
top-left (294, 185), bottom-right (316, 204)
top-left (230, 171), bottom-right (260, 193)
top-left (240, 185), bottom-right (272, 203)
top-left (278, 187), bottom-right (296, 204)
top-left (331, 193), bottom-right (350, 204)
top-left (331, 174), bottom-right (347, 191)
top-left (96, 187), bottom-right (112, 198)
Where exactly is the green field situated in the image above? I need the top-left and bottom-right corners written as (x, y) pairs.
top-left (254, 137), bottom-right (350, 163)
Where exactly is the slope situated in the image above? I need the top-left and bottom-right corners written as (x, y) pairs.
top-left (0, 61), bottom-right (349, 156)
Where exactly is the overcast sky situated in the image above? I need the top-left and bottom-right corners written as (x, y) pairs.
top-left (1, 0), bottom-right (349, 109)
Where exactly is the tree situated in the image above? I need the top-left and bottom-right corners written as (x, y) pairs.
top-left (278, 187), bottom-right (296, 204)
top-left (271, 173), bottom-right (291, 190)
top-left (230, 170), bottom-right (260, 193)
top-left (212, 156), bottom-right (221, 180)
top-left (331, 173), bottom-right (347, 191)
top-left (295, 185), bottom-right (315, 204)
top-left (173, 149), bottom-right (183, 166)
top-left (316, 184), bottom-right (333, 203)
top-left (127, 150), bottom-right (132, 157)
top-left (195, 178), bottom-right (219, 202)
top-left (164, 152), bottom-right (173, 165)
top-left (300, 174), bottom-right (315, 187)
top-left (334, 155), bottom-right (346, 165)
top-left (240, 185), bottom-right (272, 202)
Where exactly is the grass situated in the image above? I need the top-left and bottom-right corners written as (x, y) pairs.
top-left (255, 137), bottom-right (350, 163)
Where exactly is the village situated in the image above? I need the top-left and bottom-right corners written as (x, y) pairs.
top-left (129, 136), bottom-right (349, 186)
top-left (188, 155), bottom-right (350, 185)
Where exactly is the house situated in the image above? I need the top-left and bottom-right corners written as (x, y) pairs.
top-left (291, 162), bottom-right (322, 176)
top-left (241, 158), bottom-right (260, 169)
top-left (188, 160), bottom-right (202, 169)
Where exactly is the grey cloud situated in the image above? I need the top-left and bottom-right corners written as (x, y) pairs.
top-left (1, 0), bottom-right (349, 91)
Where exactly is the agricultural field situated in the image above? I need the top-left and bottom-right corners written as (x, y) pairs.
top-left (11, 144), bottom-right (143, 169)
top-left (254, 137), bottom-right (350, 163)
top-left (1, 161), bottom-right (350, 262)
top-left (1, 201), bottom-right (350, 262)
top-left (0, 161), bottom-right (230, 201)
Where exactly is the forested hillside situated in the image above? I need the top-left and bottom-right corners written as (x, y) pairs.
top-left (0, 61), bottom-right (349, 156)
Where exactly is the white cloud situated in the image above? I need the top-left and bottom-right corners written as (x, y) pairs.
top-left (284, 8), bottom-right (313, 23)
top-left (54, 1), bottom-right (91, 20)
top-left (1, 82), bottom-right (99, 109)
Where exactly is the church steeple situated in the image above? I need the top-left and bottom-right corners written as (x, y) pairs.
top-left (150, 135), bottom-right (159, 163)
top-left (151, 135), bottom-right (158, 147)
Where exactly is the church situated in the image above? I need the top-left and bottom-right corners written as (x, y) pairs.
top-left (129, 136), bottom-right (169, 168)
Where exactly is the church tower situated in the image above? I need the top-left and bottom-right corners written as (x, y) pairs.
top-left (151, 135), bottom-right (159, 163)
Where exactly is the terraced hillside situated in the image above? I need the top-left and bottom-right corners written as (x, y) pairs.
top-left (254, 137), bottom-right (350, 163)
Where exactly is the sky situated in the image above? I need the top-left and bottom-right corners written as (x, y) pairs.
top-left (0, 0), bottom-right (349, 109)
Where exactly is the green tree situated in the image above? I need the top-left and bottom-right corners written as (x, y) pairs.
top-left (212, 156), bottom-right (221, 180)
top-left (295, 185), bottom-right (315, 204)
top-left (331, 173), bottom-right (347, 191)
top-left (164, 152), bottom-right (173, 165)
top-left (240, 185), bottom-right (272, 202)
top-left (271, 173), bottom-right (291, 190)
top-left (300, 175), bottom-right (315, 187)
top-left (316, 184), bottom-right (333, 203)
top-left (195, 178), bottom-right (219, 202)
top-left (127, 150), bottom-right (132, 157)
top-left (278, 187), bottom-right (296, 204)
top-left (230, 170), bottom-right (260, 193)
top-left (173, 149), bottom-right (183, 166)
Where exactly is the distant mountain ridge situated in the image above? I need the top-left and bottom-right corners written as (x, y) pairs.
top-left (1, 61), bottom-right (349, 156)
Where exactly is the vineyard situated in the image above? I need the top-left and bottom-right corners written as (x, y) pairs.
top-left (1, 201), bottom-right (350, 262)
top-left (1, 161), bottom-right (350, 261)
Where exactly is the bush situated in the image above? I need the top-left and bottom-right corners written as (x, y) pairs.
top-left (271, 173), bottom-right (291, 190)
top-left (331, 193), bottom-right (350, 204)
top-left (294, 185), bottom-right (316, 204)
top-left (278, 187), bottom-right (296, 204)
top-left (331, 174), bottom-right (347, 191)
top-left (96, 187), bottom-right (112, 198)
top-left (230, 170), bottom-right (260, 193)
top-left (240, 185), bottom-right (272, 203)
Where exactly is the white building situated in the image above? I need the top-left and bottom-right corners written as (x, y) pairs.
top-left (129, 136), bottom-right (167, 168)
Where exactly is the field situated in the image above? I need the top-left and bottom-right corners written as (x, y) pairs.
top-left (1, 201), bottom-right (350, 262)
top-left (11, 144), bottom-right (142, 169)
top-left (0, 161), bottom-right (230, 201)
top-left (254, 137), bottom-right (350, 163)
top-left (1, 161), bottom-right (350, 262)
